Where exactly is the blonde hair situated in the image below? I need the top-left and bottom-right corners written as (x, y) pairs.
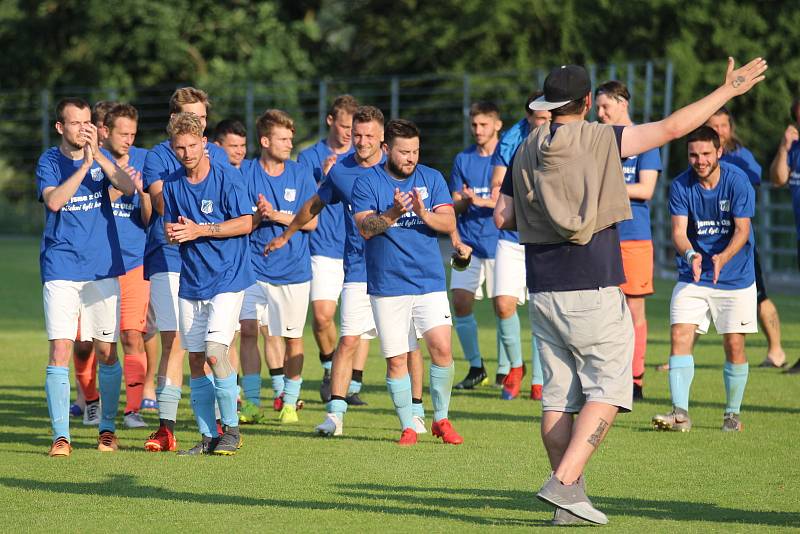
top-left (169, 87), bottom-right (210, 115)
top-left (256, 109), bottom-right (295, 139)
top-left (167, 112), bottom-right (204, 139)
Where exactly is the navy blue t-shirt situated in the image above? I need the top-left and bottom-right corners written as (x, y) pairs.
top-left (500, 123), bottom-right (626, 292)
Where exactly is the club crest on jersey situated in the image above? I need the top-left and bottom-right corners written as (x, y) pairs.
top-left (284, 188), bottom-right (297, 202)
top-left (415, 186), bottom-right (429, 200)
top-left (719, 199), bottom-right (730, 212)
top-left (90, 167), bottom-right (103, 182)
top-left (201, 199), bottom-right (214, 214)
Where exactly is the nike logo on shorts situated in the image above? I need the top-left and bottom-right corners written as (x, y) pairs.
top-left (444, 314), bottom-right (451, 319)
top-left (740, 321), bottom-right (751, 326)
top-left (102, 330), bottom-right (112, 336)
top-left (287, 326), bottom-right (296, 331)
top-left (207, 330), bottom-right (220, 334)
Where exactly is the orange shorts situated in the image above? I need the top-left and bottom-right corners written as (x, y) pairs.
top-left (119, 265), bottom-right (151, 333)
top-left (620, 240), bottom-right (654, 297)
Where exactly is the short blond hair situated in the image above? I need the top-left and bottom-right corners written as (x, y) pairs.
top-left (256, 109), bottom-right (295, 139)
top-left (169, 87), bottom-right (210, 115)
top-left (167, 112), bottom-right (204, 139)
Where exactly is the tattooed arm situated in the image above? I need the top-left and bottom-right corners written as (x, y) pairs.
top-left (166, 214), bottom-right (252, 243)
top-left (354, 187), bottom-right (412, 239)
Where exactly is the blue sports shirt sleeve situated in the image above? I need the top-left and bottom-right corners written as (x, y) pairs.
top-left (731, 173), bottom-right (755, 218)
top-left (668, 176), bottom-right (689, 216)
top-left (351, 174), bottom-right (377, 214)
top-left (430, 171), bottom-right (454, 209)
top-left (448, 155), bottom-right (465, 194)
top-left (36, 153), bottom-right (59, 201)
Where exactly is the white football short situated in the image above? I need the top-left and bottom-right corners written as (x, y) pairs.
top-left (493, 239), bottom-right (527, 304)
top-left (149, 271), bottom-right (181, 332)
top-left (239, 283), bottom-right (269, 325)
top-left (670, 282), bottom-right (758, 335)
top-left (450, 256), bottom-right (496, 300)
top-left (43, 278), bottom-right (120, 343)
top-left (340, 282), bottom-right (377, 339)
top-left (179, 291), bottom-right (245, 353)
top-left (310, 255), bottom-right (344, 302)
top-left (261, 280), bottom-right (310, 338)
top-left (370, 291), bottom-right (452, 358)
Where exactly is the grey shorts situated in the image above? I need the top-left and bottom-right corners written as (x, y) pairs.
top-left (529, 286), bottom-right (634, 413)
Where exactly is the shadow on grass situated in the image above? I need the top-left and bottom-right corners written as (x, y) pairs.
top-left (336, 483), bottom-right (800, 527)
top-left (0, 475), bottom-right (549, 527)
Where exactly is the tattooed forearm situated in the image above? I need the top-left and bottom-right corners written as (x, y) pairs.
top-left (587, 418), bottom-right (609, 448)
top-left (361, 214), bottom-right (390, 237)
top-left (208, 223), bottom-right (222, 235)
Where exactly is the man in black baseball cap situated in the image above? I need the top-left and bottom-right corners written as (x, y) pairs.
top-left (529, 65), bottom-right (592, 111)
top-left (494, 56), bottom-right (767, 525)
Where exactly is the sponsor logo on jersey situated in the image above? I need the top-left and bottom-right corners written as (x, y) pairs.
top-left (90, 167), bottom-right (103, 182)
top-left (201, 199), bottom-right (214, 214)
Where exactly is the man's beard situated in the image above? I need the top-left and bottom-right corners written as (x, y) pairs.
top-left (387, 158), bottom-right (414, 178)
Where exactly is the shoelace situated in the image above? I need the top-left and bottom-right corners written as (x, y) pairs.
top-left (99, 433), bottom-right (115, 446)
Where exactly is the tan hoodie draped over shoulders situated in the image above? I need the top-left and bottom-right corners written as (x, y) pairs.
top-left (510, 121), bottom-right (632, 246)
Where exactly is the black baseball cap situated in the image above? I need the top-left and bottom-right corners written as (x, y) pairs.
top-left (529, 65), bottom-right (591, 111)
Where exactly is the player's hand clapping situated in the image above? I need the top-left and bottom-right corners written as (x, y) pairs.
top-left (390, 187), bottom-right (412, 218)
top-left (782, 125), bottom-right (799, 152)
top-left (410, 187), bottom-right (427, 218)
top-left (322, 154), bottom-right (338, 176)
top-left (257, 193), bottom-right (275, 221)
top-left (264, 233), bottom-right (288, 256)
top-left (691, 252), bottom-right (702, 283)
top-left (168, 215), bottom-right (204, 243)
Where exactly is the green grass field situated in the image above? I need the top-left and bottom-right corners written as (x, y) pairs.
top-left (0, 237), bottom-right (799, 532)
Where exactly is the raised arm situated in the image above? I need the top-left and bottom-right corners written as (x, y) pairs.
top-left (41, 145), bottom-right (93, 212)
top-left (769, 125), bottom-right (799, 187)
top-left (621, 57), bottom-right (767, 159)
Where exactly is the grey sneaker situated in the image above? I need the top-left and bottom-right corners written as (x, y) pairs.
top-left (652, 407), bottom-right (692, 432)
top-left (721, 412), bottom-right (743, 432)
top-left (177, 435), bottom-right (219, 456)
top-left (214, 426), bottom-right (242, 455)
top-left (83, 400), bottom-right (101, 426)
top-left (551, 477), bottom-right (591, 526)
top-left (536, 473), bottom-right (608, 525)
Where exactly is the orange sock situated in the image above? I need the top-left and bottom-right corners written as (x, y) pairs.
top-left (74, 350), bottom-right (99, 402)
top-left (633, 321), bottom-right (647, 387)
top-left (124, 353), bottom-right (147, 413)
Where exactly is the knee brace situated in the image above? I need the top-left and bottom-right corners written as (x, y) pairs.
top-left (205, 341), bottom-right (234, 379)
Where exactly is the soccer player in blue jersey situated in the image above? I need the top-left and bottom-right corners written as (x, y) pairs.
top-left (596, 81), bottom-right (662, 400)
top-left (39, 97), bottom-right (136, 456)
top-left (143, 87), bottom-right (231, 452)
top-left (101, 104), bottom-right (153, 429)
top-left (297, 95), bottom-right (359, 401)
top-left (768, 98), bottom-right (800, 374)
top-left (267, 106), bottom-right (429, 436)
top-left (213, 119), bottom-right (248, 169)
top-left (161, 112), bottom-right (254, 455)
top-left (653, 126), bottom-right (756, 433)
top-left (352, 119), bottom-right (463, 446)
top-left (479, 92), bottom-right (551, 400)
top-left (239, 109), bottom-right (317, 424)
top-left (706, 107), bottom-right (786, 369)
top-left (448, 101), bottom-right (517, 397)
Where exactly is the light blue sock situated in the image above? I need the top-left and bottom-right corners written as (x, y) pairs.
top-left (190, 375), bottom-right (218, 437)
top-left (668, 355), bottom-right (695, 411)
top-left (411, 400), bottom-right (425, 419)
top-left (531, 337), bottom-right (543, 386)
top-left (496, 324), bottom-right (510, 375)
top-left (327, 398), bottom-right (348, 420)
top-left (46, 366), bottom-right (70, 442)
top-left (497, 315), bottom-right (523, 370)
top-left (322, 360), bottom-right (332, 371)
top-left (271, 373), bottom-right (285, 398)
top-left (723, 361), bottom-right (749, 414)
top-left (430, 363), bottom-right (455, 422)
top-left (283, 377), bottom-right (303, 407)
top-left (214, 374), bottom-right (239, 427)
top-left (241, 373), bottom-right (262, 406)
top-left (347, 380), bottom-right (362, 396)
top-left (454, 314), bottom-right (482, 368)
top-left (386, 374), bottom-right (414, 430)
top-left (98, 361), bottom-right (122, 433)
top-left (157, 384), bottom-right (181, 422)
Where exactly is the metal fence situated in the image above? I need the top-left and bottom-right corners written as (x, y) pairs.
top-left (1, 60), bottom-right (797, 282)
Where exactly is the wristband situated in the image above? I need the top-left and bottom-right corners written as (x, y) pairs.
top-left (684, 249), bottom-right (698, 263)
